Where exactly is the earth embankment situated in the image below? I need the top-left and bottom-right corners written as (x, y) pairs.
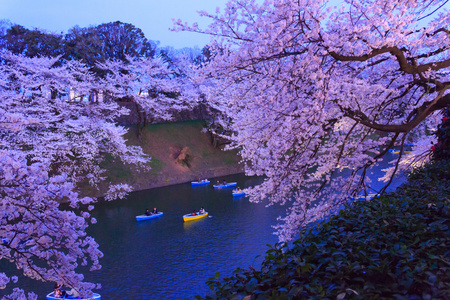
top-left (94, 120), bottom-right (243, 196)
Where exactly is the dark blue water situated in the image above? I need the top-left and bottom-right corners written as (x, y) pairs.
top-left (83, 173), bottom-right (280, 299)
top-left (2, 155), bottom-right (406, 299)
top-left (2, 173), bottom-right (285, 299)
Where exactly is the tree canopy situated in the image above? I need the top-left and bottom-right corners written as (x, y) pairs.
top-left (175, 0), bottom-right (450, 240)
top-left (0, 25), bottom-right (64, 58)
top-left (0, 21), bottom-right (158, 70)
top-left (0, 50), bottom-right (198, 298)
top-left (64, 21), bottom-right (157, 69)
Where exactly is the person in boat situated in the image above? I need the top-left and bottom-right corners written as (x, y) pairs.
top-left (192, 209), bottom-right (197, 216)
top-left (54, 283), bottom-right (67, 298)
top-left (152, 207), bottom-right (158, 214)
top-left (223, 180), bottom-right (227, 185)
top-left (199, 207), bottom-right (205, 214)
top-left (54, 283), bottom-right (62, 297)
top-left (54, 289), bottom-right (63, 298)
top-left (145, 208), bottom-right (151, 216)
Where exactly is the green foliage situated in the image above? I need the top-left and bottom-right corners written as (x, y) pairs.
top-left (201, 160), bottom-right (450, 299)
top-left (64, 21), bottom-right (157, 77)
top-left (0, 25), bottom-right (64, 58)
top-left (1, 21), bottom-right (157, 74)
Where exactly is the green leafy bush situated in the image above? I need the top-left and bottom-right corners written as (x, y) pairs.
top-left (199, 160), bottom-right (450, 299)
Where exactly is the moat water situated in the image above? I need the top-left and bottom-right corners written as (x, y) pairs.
top-left (2, 155), bottom-right (405, 299)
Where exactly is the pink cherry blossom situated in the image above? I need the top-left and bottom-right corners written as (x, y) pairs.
top-left (176, 0), bottom-right (450, 241)
top-left (0, 51), bottom-right (198, 296)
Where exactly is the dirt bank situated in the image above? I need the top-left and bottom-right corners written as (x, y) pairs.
top-left (90, 120), bottom-right (243, 196)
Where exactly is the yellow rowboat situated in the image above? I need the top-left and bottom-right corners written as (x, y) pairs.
top-left (183, 212), bottom-right (208, 222)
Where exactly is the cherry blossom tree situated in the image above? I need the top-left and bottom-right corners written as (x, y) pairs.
top-left (175, 0), bottom-right (450, 240)
top-left (97, 55), bottom-right (201, 133)
top-left (0, 50), bottom-right (194, 297)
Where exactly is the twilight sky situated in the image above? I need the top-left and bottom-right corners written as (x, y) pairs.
top-left (0, 0), bottom-right (229, 49)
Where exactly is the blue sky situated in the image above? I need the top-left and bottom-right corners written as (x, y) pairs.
top-left (0, 0), bottom-right (229, 49)
top-left (2, 1), bottom-right (447, 49)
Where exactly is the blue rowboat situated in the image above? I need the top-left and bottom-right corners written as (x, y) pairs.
top-left (191, 180), bottom-right (210, 186)
top-left (213, 182), bottom-right (237, 189)
top-left (232, 191), bottom-right (245, 198)
top-left (135, 212), bottom-right (163, 221)
top-left (388, 149), bottom-right (400, 154)
top-left (46, 292), bottom-right (101, 300)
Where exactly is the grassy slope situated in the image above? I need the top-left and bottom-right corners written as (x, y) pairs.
top-left (98, 120), bottom-right (242, 194)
